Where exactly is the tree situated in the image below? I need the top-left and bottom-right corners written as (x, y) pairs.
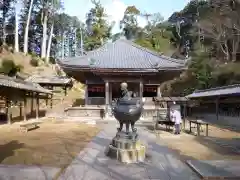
top-left (14, 0), bottom-right (20, 52)
top-left (132, 12), bottom-right (173, 54)
top-left (53, 13), bottom-right (84, 58)
top-left (167, 0), bottom-right (210, 57)
top-left (45, 0), bottom-right (62, 63)
top-left (199, 0), bottom-right (240, 62)
top-left (112, 32), bottom-right (122, 42)
top-left (23, 0), bottom-right (34, 54)
top-left (40, 0), bottom-right (50, 59)
top-left (120, 5), bottom-right (140, 40)
top-left (0, 0), bottom-right (13, 45)
top-left (84, 0), bottom-right (113, 51)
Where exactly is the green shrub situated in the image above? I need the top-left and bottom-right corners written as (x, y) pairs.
top-left (31, 51), bottom-right (41, 57)
top-left (0, 58), bottom-right (23, 76)
top-left (30, 57), bottom-right (39, 67)
top-left (41, 57), bottom-right (46, 62)
top-left (49, 57), bottom-right (56, 64)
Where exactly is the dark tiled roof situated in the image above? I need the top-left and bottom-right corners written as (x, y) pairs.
top-left (186, 84), bottom-right (240, 98)
top-left (0, 75), bottom-right (52, 94)
top-left (59, 39), bottom-right (187, 71)
top-left (25, 75), bottom-right (72, 85)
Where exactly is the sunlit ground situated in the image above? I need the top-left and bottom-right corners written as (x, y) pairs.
top-left (0, 120), bottom-right (99, 168)
top-left (152, 120), bottom-right (240, 161)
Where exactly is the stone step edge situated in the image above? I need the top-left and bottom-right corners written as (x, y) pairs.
top-left (108, 144), bottom-right (146, 151)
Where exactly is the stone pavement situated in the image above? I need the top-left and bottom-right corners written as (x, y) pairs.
top-left (0, 165), bottom-right (60, 180)
top-left (187, 160), bottom-right (240, 179)
top-left (58, 124), bottom-right (199, 180)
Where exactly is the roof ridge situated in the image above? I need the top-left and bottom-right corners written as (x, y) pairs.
top-left (194, 84), bottom-right (240, 93)
top-left (120, 39), bottom-right (186, 65)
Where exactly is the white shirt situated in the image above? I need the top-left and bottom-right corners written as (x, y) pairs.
top-left (171, 110), bottom-right (182, 124)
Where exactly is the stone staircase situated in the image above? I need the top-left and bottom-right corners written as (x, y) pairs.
top-left (45, 92), bottom-right (71, 119)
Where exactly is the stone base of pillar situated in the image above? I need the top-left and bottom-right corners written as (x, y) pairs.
top-left (105, 113), bottom-right (109, 119)
top-left (157, 85), bottom-right (162, 97)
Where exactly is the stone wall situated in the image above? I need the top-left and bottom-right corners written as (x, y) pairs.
top-left (65, 106), bottom-right (105, 118)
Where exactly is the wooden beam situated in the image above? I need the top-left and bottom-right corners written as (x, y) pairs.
top-left (139, 81), bottom-right (143, 99)
top-left (85, 84), bottom-right (88, 105)
top-left (6, 98), bottom-right (11, 125)
top-left (183, 103), bottom-right (186, 130)
top-left (36, 93), bottom-right (39, 119)
top-left (50, 94), bottom-right (53, 109)
top-left (157, 85), bottom-right (161, 97)
top-left (24, 94), bottom-right (50, 99)
top-left (216, 97), bottom-right (219, 121)
top-left (19, 101), bottom-right (23, 119)
top-left (105, 80), bottom-right (109, 118)
top-left (45, 95), bottom-right (48, 107)
top-left (30, 92), bottom-right (34, 115)
top-left (64, 87), bottom-right (67, 96)
top-left (23, 96), bottom-right (27, 121)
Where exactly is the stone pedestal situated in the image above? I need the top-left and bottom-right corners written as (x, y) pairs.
top-left (105, 131), bottom-right (146, 164)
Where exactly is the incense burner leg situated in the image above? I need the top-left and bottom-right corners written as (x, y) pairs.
top-left (126, 122), bottom-right (130, 134)
top-left (131, 122), bottom-right (137, 132)
top-left (118, 122), bottom-right (123, 132)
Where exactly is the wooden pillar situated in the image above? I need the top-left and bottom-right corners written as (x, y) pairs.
top-left (206, 124), bottom-right (209, 136)
top-left (216, 97), bottom-right (219, 121)
top-left (64, 86), bottom-right (67, 96)
top-left (30, 92), bottom-right (34, 115)
top-left (183, 103), bottom-right (187, 130)
top-left (139, 81), bottom-right (144, 120)
top-left (23, 95), bottom-right (27, 121)
top-left (50, 94), bottom-right (53, 109)
top-left (105, 80), bottom-right (109, 118)
top-left (189, 121), bottom-right (192, 133)
top-left (45, 95), bottom-right (48, 107)
top-left (36, 93), bottom-right (39, 119)
top-left (19, 101), bottom-right (23, 119)
top-left (157, 85), bottom-right (161, 97)
top-left (139, 81), bottom-right (143, 99)
top-left (109, 83), bottom-right (112, 105)
top-left (6, 98), bottom-right (11, 124)
top-left (85, 84), bottom-right (88, 105)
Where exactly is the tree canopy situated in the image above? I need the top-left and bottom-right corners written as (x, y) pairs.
top-left (1, 0), bottom-right (240, 95)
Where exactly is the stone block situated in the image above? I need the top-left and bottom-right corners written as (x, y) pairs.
top-left (106, 142), bottom-right (146, 164)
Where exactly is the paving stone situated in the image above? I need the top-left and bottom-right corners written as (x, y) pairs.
top-left (59, 124), bottom-right (199, 180)
top-left (187, 160), bottom-right (240, 179)
top-left (58, 164), bottom-right (112, 180)
top-left (0, 165), bottom-right (60, 180)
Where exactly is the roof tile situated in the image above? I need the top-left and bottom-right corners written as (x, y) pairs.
top-left (187, 84), bottom-right (240, 98)
top-left (60, 39), bottom-right (186, 70)
top-left (0, 75), bottom-right (52, 94)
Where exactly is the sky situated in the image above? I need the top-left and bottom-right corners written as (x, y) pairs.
top-left (64, 0), bottom-right (191, 34)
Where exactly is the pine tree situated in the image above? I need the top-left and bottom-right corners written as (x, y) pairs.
top-left (84, 0), bottom-right (114, 51)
